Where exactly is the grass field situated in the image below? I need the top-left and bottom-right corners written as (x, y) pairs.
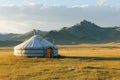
top-left (0, 43), bottom-right (120, 80)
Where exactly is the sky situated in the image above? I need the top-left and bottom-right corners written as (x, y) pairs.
top-left (0, 0), bottom-right (120, 33)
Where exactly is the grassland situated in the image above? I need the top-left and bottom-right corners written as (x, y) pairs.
top-left (0, 43), bottom-right (120, 80)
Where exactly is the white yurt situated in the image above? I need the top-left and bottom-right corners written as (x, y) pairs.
top-left (14, 32), bottom-right (58, 58)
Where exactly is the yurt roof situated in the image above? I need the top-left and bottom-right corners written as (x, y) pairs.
top-left (14, 35), bottom-right (56, 50)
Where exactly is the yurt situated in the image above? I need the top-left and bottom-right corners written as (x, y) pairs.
top-left (14, 33), bottom-right (58, 58)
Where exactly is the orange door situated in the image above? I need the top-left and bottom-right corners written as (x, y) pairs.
top-left (47, 48), bottom-right (52, 58)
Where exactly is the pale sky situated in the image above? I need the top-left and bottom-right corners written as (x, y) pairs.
top-left (0, 0), bottom-right (120, 33)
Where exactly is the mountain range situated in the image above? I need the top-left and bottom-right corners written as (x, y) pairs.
top-left (0, 20), bottom-right (120, 46)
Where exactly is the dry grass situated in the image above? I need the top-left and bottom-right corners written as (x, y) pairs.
top-left (59, 47), bottom-right (120, 57)
top-left (0, 43), bottom-right (120, 80)
top-left (59, 43), bottom-right (120, 57)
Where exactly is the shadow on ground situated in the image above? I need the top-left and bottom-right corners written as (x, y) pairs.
top-left (58, 55), bottom-right (120, 61)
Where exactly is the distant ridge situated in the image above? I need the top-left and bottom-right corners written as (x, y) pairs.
top-left (1, 20), bottom-right (120, 46)
top-left (13, 29), bottom-right (47, 41)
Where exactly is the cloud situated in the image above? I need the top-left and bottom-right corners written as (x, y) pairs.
top-left (0, 4), bottom-right (15, 7)
top-left (0, 4), bottom-right (119, 33)
top-left (97, 0), bottom-right (107, 6)
top-left (72, 4), bottom-right (89, 8)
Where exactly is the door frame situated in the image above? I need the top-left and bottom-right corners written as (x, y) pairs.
top-left (46, 47), bottom-right (53, 58)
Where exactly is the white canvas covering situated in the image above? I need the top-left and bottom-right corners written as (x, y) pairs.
top-left (14, 35), bottom-right (58, 57)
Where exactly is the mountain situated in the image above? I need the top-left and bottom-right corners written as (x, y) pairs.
top-left (1, 20), bottom-right (120, 46)
top-left (44, 20), bottom-right (120, 44)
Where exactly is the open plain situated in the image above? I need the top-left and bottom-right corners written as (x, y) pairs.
top-left (0, 43), bottom-right (120, 80)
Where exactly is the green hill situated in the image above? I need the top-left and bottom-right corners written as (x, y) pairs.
top-left (0, 40), bottom-right (22, 47)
